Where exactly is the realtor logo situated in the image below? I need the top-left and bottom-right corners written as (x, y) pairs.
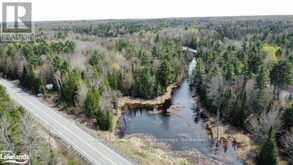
top-left (0, 151), bottom-right (29, 164)
top-left (2, 2), bottom-right (32, 33)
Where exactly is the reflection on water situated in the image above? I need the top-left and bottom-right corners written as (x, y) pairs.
top-left (119, 59), bottom-right (242, 164)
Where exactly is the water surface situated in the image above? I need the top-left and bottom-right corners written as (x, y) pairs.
top-left (119, 59), bottom-right (242, 164)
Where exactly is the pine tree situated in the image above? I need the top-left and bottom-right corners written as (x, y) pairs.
top-left (270, 61), bottom-right (293, 95)
top-left (256, 65), bottom-right (270, 91)
top-left (96, 109), bottom-right (105, 130)
top-left (60, 70), bottom-right (80, 106)
top-left (20, 66), bottom-right (28, 88)
top-left (134, 67), bottom-right (156, 99)
top-left (33, 76), bottom-right (44, 94)
top-left (105, 111), bottom-right (113, 130)
top-left (84, 88), bottom-right (100, 117)
top-left (225, 63), bottom-right (235, 81)
top-left (96, 110), bottom-right (113, 131)
top-left (282, 105), bottom-right (293, 130)
top-left (256, 127), bottom-right (278, 165)
top-left (157, 55), bottom-right (175, 88)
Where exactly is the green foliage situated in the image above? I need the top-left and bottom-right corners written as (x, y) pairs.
top-left (225, 63), bottom-right (235, 81)
top-left (111, 39), bottom-right (184, 99)
top-left (0, 86), bottom-right (60, 163)
top-left (52, 56), bottom-right (69, 73)
top-left (157, 55), bottom-right (176, 88)
top-left (7, 44), bottom-right (17, 56)
top-left (247, 52), bottom-right (263, 74)
top-left (262, 44), bottom-right (279, 64)
top-left (256, 65), bottom-right (270, 90)
top-left (108, 71), bottom-right (122, 90)
top-left (231, 90), bottom-right (248, 128)
top-left (51, 41), bottom-right (75, 54)
top-left (60, 70), bottom-right (81, 106)
top-left (270, 60), bottom-right (293, 90)
top-left (105, 111), bottom-right (113, 130)
top-left (282, 105), bottom-right (293, 130)
top-left (33, 41), bottom-right (50, 56)
top-left (64, 41), bottom-right (76, 53)
top-left (96, 110), bottom-right (113, 131)
top-left (192, 57), bottom-right (205, 84)
top-left (289, 54), bottom-right (293, 64)
top-left (84, 88), bottom-right (100, 117)
top-left (256, 128), bottom-right (278, 165)
top-left (133, 66), bottom-right (157, 99)
top-left (20, 66), bottom-right (44, 94)
top-left (219, 89), bottom-right (235, 119)
top-left (116, 39), bottom-right (130, 51)
top-left (0, 85), bottom-right (22, 152)
top-left (56, 31), bottom-right (67, 39)
top-left (67, 160), bottom-right (77, 165)
top-left (0, 39), bottom-right (76, 99)
top-left (89, 50), bottom-right (103, 67)
top-left (0, 45), bottom-right (7, 57)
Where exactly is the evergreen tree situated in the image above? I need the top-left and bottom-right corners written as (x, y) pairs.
top-left (33, 76), bottom-right (44, 94)
top-left (96, 110), bottom-right (113, 131)
top-left (20, 66), bottom-right (29, 88)
top-left (96, 109), bottom-right (105, 130)
top-left (282, 105), bottom-right (293, 130)
top-left (225, 63), bottom-right (235, 81)
top-left (7, 44), bottom-right (17, 56)
top-left (84, 88), bottom-right (100, 117)
top-left (108, 71), bottom-right (122, 90)
top-left (256, 127), bottom-right (278, 165)
top-left (232, 77), bottom-right (248, 128)
top-left (248, 52), bottom-right (263, 74)
top-left (232, 91), bottom-right (247, 128)
top-left (134, 67), bottom-right (156, 99)
top-left (270, 60), bottom-right (293, 95)
top-left (256, 65), bottom-right (270, 91)
top-left (60, 70), bottom-right (80, 106)
top-left (105, 111), bottom-right (113, 130)
top-left (157, 56), bottom-right (175, 88)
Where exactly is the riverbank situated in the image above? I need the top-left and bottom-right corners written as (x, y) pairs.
top-left (41, 80), bottom-right (202, 164)
top-left (100, 133), bottom-right (223, 165)
top-left (73, 114), bottom-right (222, 165)
top-left (118, 83), bottom-right (179, 110)
top-left (113, 58), bottom-right (230, 164)
top-left (194, 96), bottom-right (258, 164)
top-left (112, 82), bottom-right (227, 164)
top-left (114, 79), bottom-right (257, 164)
top-left (38, 94), bottom-right (197, 165)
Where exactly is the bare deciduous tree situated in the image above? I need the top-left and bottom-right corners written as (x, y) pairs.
top-left (0, 114), bottom-right (15, 152)
top-left (247, 110), bottom-right (282, 143)
top-left (20, 113), bottom-right (42, 165)
top-left (207, 74), bottom-right (226, 106)
top-left (282, 129), bottom-right (293, 164)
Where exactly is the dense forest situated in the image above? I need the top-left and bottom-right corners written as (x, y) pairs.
top-left (190, 17), bottom-right (293, 164)
top-left (0, 20), bottom-right (195, 131)
top-left (0, 16), bottom-right (293, 164)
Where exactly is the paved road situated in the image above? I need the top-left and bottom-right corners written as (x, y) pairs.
top-left (0, 78), bottom-right (133, 165)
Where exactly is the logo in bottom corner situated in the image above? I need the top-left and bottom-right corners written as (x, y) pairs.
top-left (0, 151), bottom-right (29, 164)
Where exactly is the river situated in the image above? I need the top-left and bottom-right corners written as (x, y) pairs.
top-left (119, 58), bottom-right (243, 164)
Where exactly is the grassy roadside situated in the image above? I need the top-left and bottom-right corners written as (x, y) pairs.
top-left (38, 81), bottom-right (218, 165)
